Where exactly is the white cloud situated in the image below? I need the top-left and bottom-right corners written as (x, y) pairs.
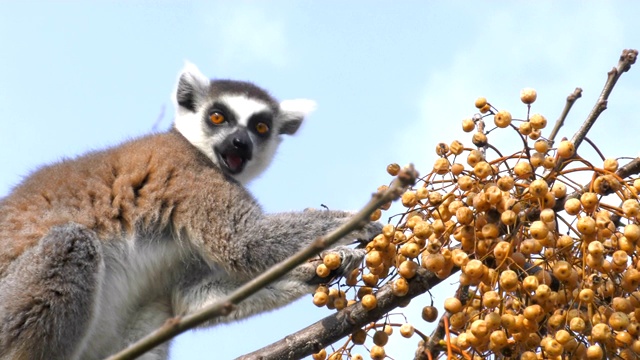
top-left (396, 2), bottom-right (626, 171)
top-left (204, 5), bottom-right (289, 68)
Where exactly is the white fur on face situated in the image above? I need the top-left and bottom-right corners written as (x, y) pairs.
top-left (219, 95), bottom-right (279, 184)
top-left (174, 95), bottom-right (281, 185)
top-left (174, 110), bottom-right (221, 168)
top-left (218, 95), bottom-right (271, 127)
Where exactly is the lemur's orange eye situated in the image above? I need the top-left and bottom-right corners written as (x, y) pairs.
top-left (210, 112), bottom-right (225, 124)
top-left (255, 122), bottom-right (270, 134)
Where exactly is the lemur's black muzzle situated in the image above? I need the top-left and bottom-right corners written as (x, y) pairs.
top-left (215, 129), bottom-right (253, 175)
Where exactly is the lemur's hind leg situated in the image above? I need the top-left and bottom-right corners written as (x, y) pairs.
top-left (0, 223), bottom-right (103, 360)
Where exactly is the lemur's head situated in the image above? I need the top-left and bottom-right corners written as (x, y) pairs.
top-left (173, 62), bottom-right (315, 184)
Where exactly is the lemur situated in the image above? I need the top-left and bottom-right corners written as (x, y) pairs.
top-left (0, 63), bottom-right (381, 360)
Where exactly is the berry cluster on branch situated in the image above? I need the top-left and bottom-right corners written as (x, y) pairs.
top-left (310, 49), bottom-right (640, 360)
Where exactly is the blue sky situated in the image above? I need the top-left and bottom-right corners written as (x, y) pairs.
top-left (1, 2), bottom-right (639, 359)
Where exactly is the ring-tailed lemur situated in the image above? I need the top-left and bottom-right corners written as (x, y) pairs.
top-left (0, 63), bottom-right (380, 360)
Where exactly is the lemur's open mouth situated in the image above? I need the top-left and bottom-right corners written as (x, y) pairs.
top-left (218, 151), bottom-right (249, 174)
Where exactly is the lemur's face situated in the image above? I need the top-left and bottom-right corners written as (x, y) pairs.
top-left (173, 63), bottom-right (315, 184)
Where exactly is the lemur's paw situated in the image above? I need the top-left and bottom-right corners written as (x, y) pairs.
top-left (323, 246), bottom-right (366, 275)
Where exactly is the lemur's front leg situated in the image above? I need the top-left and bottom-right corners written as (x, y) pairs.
top-left (0, 223), bottom-right (103, 360)
top-left (173, 245), bottom-right (366, 324)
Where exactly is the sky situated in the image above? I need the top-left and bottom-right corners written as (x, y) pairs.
top-left (1, 1), bottom-right (639, 359)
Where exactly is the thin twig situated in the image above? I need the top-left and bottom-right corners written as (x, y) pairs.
top-left (105, 166), bottom-right (418, 360)
top-left (549, 50), bottom-right (637, 178)
top-left (418, 284), bottom-right (470, 360)
top-left (553, 157), bottom-right (640, 213)
top-left (570, 49), bottom-right (638, 150)
top-left (151, 105), bottom-right (166, 132)
top-left (548, 87), bottom-right (582, 143)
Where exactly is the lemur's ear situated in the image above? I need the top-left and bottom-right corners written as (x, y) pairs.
top-left (278, 99), bottom-right (316, 135)
top-left (175, 61), bottom-right (210, 112)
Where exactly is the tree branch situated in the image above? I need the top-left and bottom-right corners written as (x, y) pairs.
top-left (237, 267), bottom-right (445, 360)
top-left (570, 49), bottom-right (637, 150)
top-left (548, 87), bottom-right (582, 143)
top-left (105, 166), bottom-right (418, 360)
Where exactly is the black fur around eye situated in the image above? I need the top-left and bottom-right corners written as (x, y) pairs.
top-left (248, 112), bottom-right (273, 137)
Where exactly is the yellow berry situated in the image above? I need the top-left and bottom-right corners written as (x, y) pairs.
top-left (530, 152), bottom-right (544, 167)
top-left (624, 223), bottom-right (640, 241)
top-left (466, 149), bottom-right (484, 166)
top-left (392, 277), bottom-right (410, 296)
top-left (564, 198), bottom-right (582, 215)
top-left (370, 209), bottom-right (382, 221)
top-left (372, 330), bottom-right (389, 346)
top-left (591, 323), bottom-right (611, 343)
top-left (458, 175), bottom-right (474, 191)
top-left (529, 113), bottom-right (547, 129)
top-left (413, 221), bottom-right (433, 239)
top-left (444, 297), bottom-right (463, 313)
top-left (497, 175), bottom-right (514, 191)
top-left (333, 297), bottom-right (347, 310)
top-left (577, 216), bottom-right (596, 235)
top-left (520, 88), bottom-right (537, 104)
top-left (386, 163), bottom-right (400, 176)
top-left (499, 270), bottom-right (519, 291)
top-left (494, 110), bottom-right (512, 128)
top-left (519, 121), bottom-right (532, 135)
top-left (475, 97), bottom-right (487, 109)
top-left (551, 182), bottom-right (566, 198)
top-left (313, 292), bottom-right (329, 307)
top-left (473, 161), bottom-right (492, 179)
top-left (316, 264), bottom-right (331, 278)
top-left (435, 142), bottom-right (449, 156)
top-left (450, 140), bottom-right (464, 155)
top-left (365, 251), bottom-right (383, 268)
top-left (490, 329), bottom-right (509, 349)
top-left (580, 192), bottom-right (598, 210)
top-left (528, 129), bottom-right (541, 140)
top-left (398, 260), bottom-right (419, 279)
top-left (369, 345), bottom-right (385, 360)
top-left (529, 221), bottom-right (549, 240)
top-left (399, 323), bottom-right (415, 338)
top-left (579, 288), bottom-right (595, 303)
top-left (312, 349), bottom-right (327, 360)
top-left (422, 253), bottom-right (445, 273)
top-left (500, 210), bottom-right (517, 226)
top-left (422, 306), bottom-right (438, 322)
top-left (514, 162), bottom-right (533, 178)
top-left (609, 312), bottom-right (630, 331)
top-left (351, 328), bottom-right (367, 344)
top-left (401, 190), bottom-right (417, 208)
top-left (603, 158), bottom-right (619, 172)
top-left (361, 294), bottom-right (377, 311)
top-left (622, 199), bottom-right (640, 218)
top-left (472, 131), bottom-right (488, 147)
top-left (433, 157), bottom-right (450, 175)
top-left (482, 290), bottom-right (501, 308)
top-left (534, 139), bottom-right (549, 153)
top-left (323, 253), bottom-right (342, 270)
top-left (557, 140), bottom-right (575, 158)
top-left (569, 317), bottom-right (586, 333)
top-left (529, 179), bottom-right (548, 198)
top-left (462, 118), bottom-right (475, 132)
top-left (362, 273), bottom-right (378, 287)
